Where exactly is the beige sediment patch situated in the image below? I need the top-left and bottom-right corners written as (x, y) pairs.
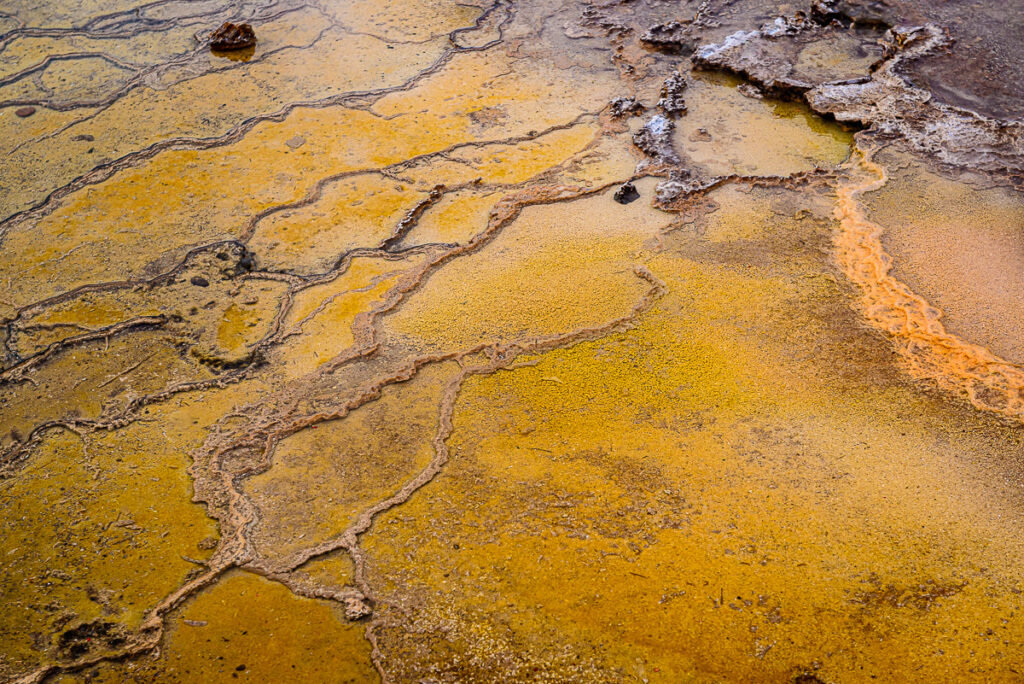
top-left (49, 570), bottom-right (376, 682)
top-left (248, 123), bottom-right (602, 273)
top-left (363, 182), bottom-right (1024, 682)
top-left (0, 330), bottom-right (213, 451)
top-left (269, 253), bottom-right (430, 377)
top-left (384, 178), bottom-right (670, 352)
top-left (0, 16), bottom-right (440, 218)
top-left (791, 30), bottom-right (883, 84)
top-left (834, 144), bottom-right (1024, 419)
top-left (248, 174), bottom-right (431, 274)
top-left (861, 149), bottom-right (1024, 365)
top-left (321, 0), bottom-right (484, 42)
top-left (0, 51), bottom-right (614, 310)
top-left (242, 361), bottom-right (457, 569)
top-left (0, 419), bottom-right (219, 676)
top-left (674, 72), bottom-right (854, 177)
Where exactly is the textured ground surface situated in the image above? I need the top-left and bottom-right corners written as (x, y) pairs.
top-left (2, 0), bottom-right (1024, 682)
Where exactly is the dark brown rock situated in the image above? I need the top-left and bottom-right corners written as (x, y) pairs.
top-left (210, 22), bottom-right (257, 51)
top-left (613, 182), bottom-right (640, 204)
top-left (15, 106), bottom-right (35, 118)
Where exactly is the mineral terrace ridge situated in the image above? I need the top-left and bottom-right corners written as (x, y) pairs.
top-left (1, 0), bottom-right (1023, 682)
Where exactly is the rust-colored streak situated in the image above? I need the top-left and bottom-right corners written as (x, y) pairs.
top-left (834, 145), bottom-right (1024, 419)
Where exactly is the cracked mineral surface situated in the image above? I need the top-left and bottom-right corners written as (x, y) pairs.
top-left (2, 0), bottom-right (1024, 682)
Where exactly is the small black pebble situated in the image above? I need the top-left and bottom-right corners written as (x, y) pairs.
top-left (613, 182), bottom-right (640, 204)
top-left (236, 664), bottom-right (246, 671)
top-left (237, 253), bottom-right (256, 273)
top-left (190, 276), bottom-right (210, 287)
top-left (453, 543), bottom-right (460, 549)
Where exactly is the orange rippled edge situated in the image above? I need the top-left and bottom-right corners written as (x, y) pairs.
top-left (835, 145), bottom-right (1024, 420)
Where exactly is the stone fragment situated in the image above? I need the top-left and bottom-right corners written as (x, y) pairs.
top-left (609, 97), bottom-right (644, 118)
top-left (760, 13), bottom-right (812, 37)
top-left (613, 182), bottom-right (640, 204)
top-left (689, 127), bottom-right (713, 142)
top-left (14, 106), bottom-right (35, 118)
top-left (737, 83), bottom-right (764, 99)
top-left (578, 5), bottom-right (628, 37)
top-left (654, 175), bottom-right (720, 206)
top-left (343, 595), bottom-right (372, 621)
top-left (810, 0), bottom-right (844, 25)
top-left (640, 22), bottom-right (693, 54)
top-left (632, 114), bottom-right (680, 165)
top-left (210, 22), bottom-right (257, 51)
